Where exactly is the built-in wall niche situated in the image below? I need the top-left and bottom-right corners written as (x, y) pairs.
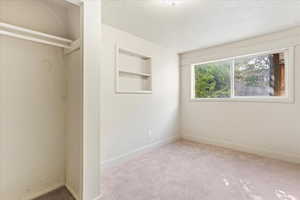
top-left (116, 45), bottom-right (152, 94)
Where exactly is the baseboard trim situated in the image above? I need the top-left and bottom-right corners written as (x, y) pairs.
top-left (65, 183), bottom-right (80, 200)
top-left (93, 194), bottom-right (103, 200)
top-left (23, 182), bottom-right (79, 200)
top-left (101, 135), bottom-right (180, 169)
top-left (182, 134), bottom-right (300, 164)
top-left (23, 182), bottom-right (65, 200)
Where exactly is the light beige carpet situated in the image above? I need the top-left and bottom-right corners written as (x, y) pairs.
top-left (101, 140), bottom-right (300, 200)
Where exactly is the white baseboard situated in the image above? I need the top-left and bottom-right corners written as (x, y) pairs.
top-left (182, 134), bottom-right (300, 164)
top-left (65, 183), bottom-right (80, 200)
top-left (23, 182), bottom-right (79, 200)
top-left (93, 194), bottom-right (103, 200)
top-left (23, 182), bottom-right (65, 200)
top-left (101, 135), bottom-right (180, 169)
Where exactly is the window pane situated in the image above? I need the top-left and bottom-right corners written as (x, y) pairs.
top-left (234, 52), bottom-right (286, 97)
top-left (194, 60), bottom-right (231, 98)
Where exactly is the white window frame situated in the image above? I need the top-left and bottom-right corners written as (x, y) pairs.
top-left (190, 47), bottom-right (295, 103)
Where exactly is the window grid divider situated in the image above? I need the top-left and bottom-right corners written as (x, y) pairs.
top-left (231, 60), bottom-right (235, 98)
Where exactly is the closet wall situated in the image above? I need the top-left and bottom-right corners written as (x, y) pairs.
top-left (65, 5), bottom-right (82, 199)
top-left (65, 37), bottom-right (82, 200)
top-left (0, 0), bottom-right (82, 199)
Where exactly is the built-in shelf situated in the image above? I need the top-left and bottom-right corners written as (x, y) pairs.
top-left (118, 69), bottom-right (151, 77)
top-left (116, 45), bottom-right (152, 94)
top-left (0, 22), bottom-right (80, 50)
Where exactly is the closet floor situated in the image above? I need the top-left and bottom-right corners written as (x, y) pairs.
top-left (101, 140), bottom-right (300, 200)
top-left (34, 187), bottom-right (74, 200)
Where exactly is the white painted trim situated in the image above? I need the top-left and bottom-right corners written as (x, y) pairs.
top-left (22, 182), bottom-right (65, 200)
top-left (190, 63), bottom-right (195, 99)
top-left (116, 90), bottom-right (152, 94)
top-left (286, 46), bottom-right (295, 104)
top-left (81, 0), bottom-right (102, 199)
top-left (65, 184), bottom-right (80, 200)
top-left (115, 44), bottom-right (120, 93)
top-left (190, 96), bottom-right (293, 103)
top-left (93, 194), bottom-right (103, 200)
top-left (118, 69), bottom-right (151, 77)
top-left (230, 59), bottom-right (235, 97)
top-left (182, 134), bottom-right (300, 164)
top-left (64, 39), bottom-right (81, 55)
top-left (101, 135), bottom-right (180, 169)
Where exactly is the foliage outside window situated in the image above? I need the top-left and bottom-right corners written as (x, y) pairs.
top-left (194, 60), bottom-right (231, 98)
top-left (192, 50), bottom-right (287, 100)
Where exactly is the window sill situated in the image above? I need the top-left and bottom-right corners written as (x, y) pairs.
top-left (190, 96), bottom-right (294, 104)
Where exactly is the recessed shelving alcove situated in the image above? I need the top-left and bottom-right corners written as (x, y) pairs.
top-left (115, 45), bottom-right (152, 94)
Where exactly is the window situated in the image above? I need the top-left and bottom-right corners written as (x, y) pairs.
top-left (191, 49), bottom-right (292, 102)
top-left (194, 60), bottom-right (231, 98)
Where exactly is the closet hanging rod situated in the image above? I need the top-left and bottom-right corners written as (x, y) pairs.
top-left (0, 22), bottom-right (73, 43)
top-left (0, 30), bottom-right (71, 49)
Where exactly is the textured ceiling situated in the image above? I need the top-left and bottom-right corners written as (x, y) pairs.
top-left (102, 0), bottom-right (300, 52)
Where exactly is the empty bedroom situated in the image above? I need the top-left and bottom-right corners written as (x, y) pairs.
top-left (100, 0), bottom-right (300, 199)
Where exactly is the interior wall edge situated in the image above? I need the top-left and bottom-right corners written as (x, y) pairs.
top-left (179, 26), bottom-right (300, 56)
top-left (65, 183), bottom-right (80, 200)
top-left (81, 0), bottom-right (102, 199)
top-left (182, 134), bottom-right (300, 165)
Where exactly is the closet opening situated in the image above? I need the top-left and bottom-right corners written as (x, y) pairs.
top-left (0, 0), bottom-right (84, 199)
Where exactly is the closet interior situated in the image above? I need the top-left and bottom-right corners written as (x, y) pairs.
top-left (0, 0), bottom-right (82, 199)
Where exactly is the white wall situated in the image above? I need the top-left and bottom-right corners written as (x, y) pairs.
top-left (0, 1), bottom-right (82, 199)
top-left (0, 34), bottom-right (3, 199)
top-left (0, 0), bottom-right (70, 38)
top-left (0, 36), bottom-right (66, 200)
top-left (66, 5), bottom-right (81, 40)
top-left (64, 5), bottom-right (81, 200)
top-left (81, 1), bottom-right (102, 199)
top-left (100, 24), bottom-right (180, 167)
top-left (180, 27), bottom-right (300, 164)
top-left (0, 1), bottom-right (68, 199)
top-left (65, 50), bottom-right (82, 199)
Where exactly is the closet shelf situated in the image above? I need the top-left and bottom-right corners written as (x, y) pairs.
top-left (0, 22), bottom-right (72, 43)
top-left (0, 30), bottom-right (73, 49)
top-left (0, 22), bottom-right (80, 50)
top-left (118, 69), bottom-right (151, 77)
